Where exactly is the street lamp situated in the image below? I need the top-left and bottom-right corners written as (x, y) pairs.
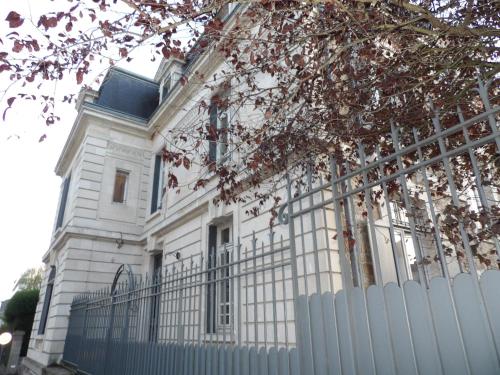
top-left (0, 332), bottom-right (12, 367)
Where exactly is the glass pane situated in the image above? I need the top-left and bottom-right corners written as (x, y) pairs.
top-left (113, 171), bottom-right (128, 203)
top-left (404, 234), bottom-right (420, 282)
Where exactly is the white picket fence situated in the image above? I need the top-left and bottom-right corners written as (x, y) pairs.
top-left (295, 270), bottom-right (500, 375)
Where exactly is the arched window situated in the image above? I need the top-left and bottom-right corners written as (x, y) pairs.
top-left (38, 266), bottom-right (56, 334)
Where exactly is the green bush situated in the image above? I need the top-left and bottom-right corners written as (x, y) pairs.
top-left (3, 289), bottom-right (39, 357)
top-left (4, 289), bottom-right (39, 332)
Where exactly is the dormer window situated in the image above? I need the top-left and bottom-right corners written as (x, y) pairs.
top-left (160, 74), bottom-right (171, 102)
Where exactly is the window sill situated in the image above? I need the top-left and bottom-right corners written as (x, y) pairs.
top-left (146, 209), bottom-right (162, 223)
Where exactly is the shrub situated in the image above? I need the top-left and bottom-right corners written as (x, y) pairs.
top-left (3, 289), bottom-right (39, 357)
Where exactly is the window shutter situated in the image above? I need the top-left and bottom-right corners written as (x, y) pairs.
top-left (151, 155), bottom-right (161, 214)
top-left (209, 103), bottom-right (218, 162)
top-left (56, 175), bottom-right (71, 229)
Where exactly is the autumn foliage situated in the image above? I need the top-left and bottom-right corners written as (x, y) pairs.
top-left (1, 1), bottom-right (499, 258)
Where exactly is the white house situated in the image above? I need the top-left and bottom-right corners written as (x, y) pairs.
top-left (20, 5), bottom-right (499, 375)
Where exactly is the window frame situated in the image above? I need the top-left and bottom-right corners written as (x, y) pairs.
top-left (150, 154), bottom-right (166, 214)
top-left (55, 174), bottom-right (71, 230)
top-left (160, 73), bottom-right (172, 103)
top-left (206, 222), bottom-right (233, 334)
top-left (208, 92), bottom-right (231, 164)
top-left (38, 266), bottom-right (56, 335)
top-left (112, 169), bottom-right (129, 204)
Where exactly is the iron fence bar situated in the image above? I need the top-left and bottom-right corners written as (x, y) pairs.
top-left (168, 265), bottom-right (177, 342)
top-left (244, 245), bottom-right (250, 346)
top-left (344, 161), bottom-right (367, 287)
top-left (432, 109), bottom-right (478, 278)
top-left (231, 245), bottom-right (236, 344)
top-left (457, 106), bottom-right (500, 262)
top-left (297, 186), bottom-right (310, 296)
top-left (176, 263), bottom-right (186, 372)
top-left (187, 260), bottom-right (194, 345)
top-left (375, 145), bottom-right (404, 285)
top-left (280, 235), bottom-right (289, 349)
top-left (252, 232), bottom-right (258, 347)
top-left (210, 250), bottom-right (216, 344)
top-left (412, 129), bottom-right (451, 280)
top-left (391, 123), bottom-right (428, 286)
top-left (262, 240), bottom-right (269, 349)
top-left (286, 173), bottom-right (308, 374)
top-left (196, 253), bottom-right (204, 346)
top-left (236, 238), bottom-right (242, 346)
top-left (307, 165), bottom-right (323, 293)
top-left (221, 247), bottom-right (227, 345)
top-left (319, 175), bottom-right (336, 293)
top-left (330, 157), bottom-right (355, 289)
top-left (270, 230), bottom-right (279, 347)
top-left (358, 142), bottom-right (383, 285)
top-left (159, 270), bottom-right (168, 345)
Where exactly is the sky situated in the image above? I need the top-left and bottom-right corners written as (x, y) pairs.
top-left (0, 0), bottom-right (159, 301)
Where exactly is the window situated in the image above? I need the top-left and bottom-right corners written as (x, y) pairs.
top-left (151, 154), bottom-right (165, 214)
top-left (160, 74), bottom-right (171, 103)
top-left (148, 253), bottom-right (163, 342)
top-left (216, 2), bottom-right (237, 20)
top-left (218, 226), bottom-right (232, 327)
top-left (55, 175), bottom-right (71, 229)
top-left (208, 93), bottom-right (230, 163)
top-left (38, 266), bottom-right (56, 334)
top-left (113, 170), bottom-right (129, 203)
top-left (206, 223), bottom-right (233, 334)
top-left (394, 232), bottom-right (420, 282)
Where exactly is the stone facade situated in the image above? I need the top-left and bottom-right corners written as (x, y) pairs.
top-left (22, 35), bottom-right (322, 371)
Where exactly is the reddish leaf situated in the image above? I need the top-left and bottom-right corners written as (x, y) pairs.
top-left (183, 157), bottom-right (191, 170)
top-left (168, 173), bottom-right (178, 188)
top-left (12, 41), bottom-right (23, 53)
top-left (161, 46), bottom-right (170, 59)
top-left (119, 47), bottom-right (128, 58)
top-left (38, 15), bottom-right (58, 30)
top-left (6, 11), bottom-right (24, 28)
top-left (76, 70), bottom-right (83, 84)
top-left (31, 39), bottom-right (40, 51)
top-left (46, 17), bottom-right (58, 28)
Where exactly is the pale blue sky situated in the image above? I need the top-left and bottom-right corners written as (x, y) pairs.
top-left (0, 0), bottom-right (160, 301)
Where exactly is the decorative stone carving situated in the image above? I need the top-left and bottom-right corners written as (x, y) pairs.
top-left (107, 141), bottom-right (150, 160)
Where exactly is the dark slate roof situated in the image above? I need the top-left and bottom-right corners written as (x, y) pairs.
top-left (95, 68), bottom-right (159, 120)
